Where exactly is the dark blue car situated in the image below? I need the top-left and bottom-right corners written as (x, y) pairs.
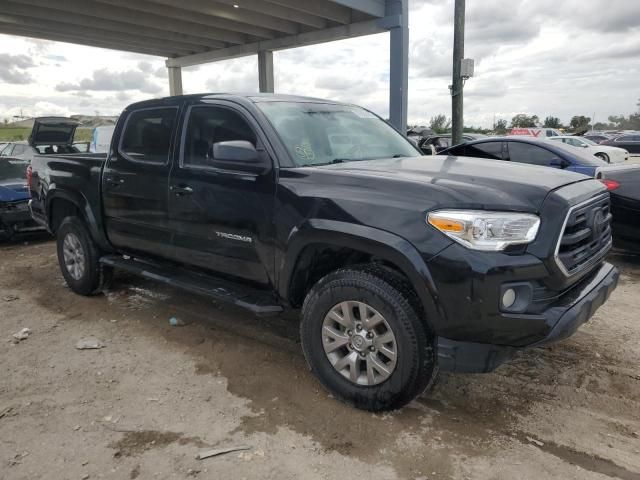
top-left (441, 136), bottom-right (640, 251)
top-left (440, 136), bottom-right (607, 176)
top-left (0, 159), bottom-right (39, 240)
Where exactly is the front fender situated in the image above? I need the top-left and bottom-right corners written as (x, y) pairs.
top-left (279, 219), bottom-right (447, 331)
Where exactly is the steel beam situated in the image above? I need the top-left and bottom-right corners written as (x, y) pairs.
top-left (211, 0), bottom-right (328, 29)
top-left (0, 1), bottom-right (223, 50)
top-left (0, 14), bottom-right (201, 55)
top-left (258, 51), bottom-right (274, 93)
top-left (167, 18), bottom-right (385, 67)
top-left (387, 0), bottom-right (408, 133)
top-left (331, 0), bottom-right (384, 17)
top-left (95, 0), bottom-right (274, 39)
top-left (12, 0), bottom-right (247, 44)
top-left (168, 67), bottom-right (183, 96)
top-left (263, 0), bottom-right (351, 24)
top-left (0, 23), bottom-right (172, 56)
top-left (145, 0), bottom-right (299, 35)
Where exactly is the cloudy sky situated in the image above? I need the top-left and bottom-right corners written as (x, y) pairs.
top-left (0, 0), bottom-right (638, 128)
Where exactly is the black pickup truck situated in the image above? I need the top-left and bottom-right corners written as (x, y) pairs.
top-left (28, 94), bottom-right (619, 411)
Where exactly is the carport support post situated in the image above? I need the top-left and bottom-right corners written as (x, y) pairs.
top-left (168, 66), bottom-right (183, 96)
top-left (387, 0), bottom-right (409, 134)
top-left (258, 50), bottom-right (274, 93)
top-left (451, 0), bottom-right (465, 145)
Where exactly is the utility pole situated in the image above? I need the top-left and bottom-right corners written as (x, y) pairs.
top-left (451, 0), bottom-right (465, 145)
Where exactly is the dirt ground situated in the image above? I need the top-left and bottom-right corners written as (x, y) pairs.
top-left (1, 237), bottom-right (639, 480)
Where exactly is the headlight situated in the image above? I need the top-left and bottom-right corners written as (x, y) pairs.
top-left (427, 210), bottom-right (540, 251)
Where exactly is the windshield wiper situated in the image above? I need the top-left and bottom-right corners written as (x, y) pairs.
top-left (312, 158), bottom-right (350, 166)
top-left (391, 154), bottom-right (408, 158)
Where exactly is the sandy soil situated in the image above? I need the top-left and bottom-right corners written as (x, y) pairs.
top-left (1, 237), bottom-right (639, 480)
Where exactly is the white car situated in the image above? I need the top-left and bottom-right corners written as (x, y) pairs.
top-left (548, 136), bottom-right (629, 163)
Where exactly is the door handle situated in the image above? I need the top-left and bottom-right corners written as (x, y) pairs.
top-left (104, 176), bottom-right (124, 187)
top-left (170, 185), bottom-right (194, 196)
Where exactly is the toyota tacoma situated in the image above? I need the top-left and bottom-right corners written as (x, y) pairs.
top-left (28, 94), bottom-right (619, 410)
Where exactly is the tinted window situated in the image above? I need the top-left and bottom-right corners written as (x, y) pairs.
top-left (616, 135), bottom-right (640, 142)
top-left (1, 144), bottom-right (14, 156)
top-left (435, 137), bottom-right (451, 148)
top-left (182, 106), bottom-right (256, 169)
top-left (464, 142), bottom-right (503, 159)
top-left (507, 142), bottom-right (560, 167)
top-left (0, 160), bottom-right (29, 181)
top-left (12, 144), bottom-right (28, 155)
top-left (120, 107), bottom-right (178, 164)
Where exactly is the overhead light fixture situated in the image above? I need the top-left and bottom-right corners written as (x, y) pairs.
top-left (233, 3), bottom-right (239, 7)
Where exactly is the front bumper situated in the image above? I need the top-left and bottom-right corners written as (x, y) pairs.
top-left (437, 262), bottom-right (619, 373)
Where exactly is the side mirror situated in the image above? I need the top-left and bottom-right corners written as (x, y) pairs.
top-left (211, 140), bottom-right (271, 174)
top-left (550, 158), bottom-right (568, 169)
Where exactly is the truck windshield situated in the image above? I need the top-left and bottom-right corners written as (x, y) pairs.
top-left (256, 102), bottom-right (421, 166)
top-left (0, 160), bottom-right (28, 181)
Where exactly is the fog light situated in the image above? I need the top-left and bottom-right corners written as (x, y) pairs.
top-left (502, 288), bottom-right (516, 309)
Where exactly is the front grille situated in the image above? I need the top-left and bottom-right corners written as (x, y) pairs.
top-left (555, 195), bottom-right (612, 276)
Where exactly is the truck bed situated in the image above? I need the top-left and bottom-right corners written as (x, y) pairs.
top-left (29, 152), bottom-right (108, 231)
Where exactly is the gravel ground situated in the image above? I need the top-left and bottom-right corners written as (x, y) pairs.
top-left (1, 237), bottom-right (639, 480)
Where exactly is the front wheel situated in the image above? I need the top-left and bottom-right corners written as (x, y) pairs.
top-left (595, 152), bottom-right (610, 163)
top-left (300, 266), bottom-right (436, 411)
top-left (56, 217), bottom-right (112, 295)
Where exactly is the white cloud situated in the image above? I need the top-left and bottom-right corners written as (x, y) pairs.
top-left (0, 0), bottom-right (638, 127)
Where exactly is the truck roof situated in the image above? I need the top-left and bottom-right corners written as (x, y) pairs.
top-left (124, 93), bottom-right (348, 111)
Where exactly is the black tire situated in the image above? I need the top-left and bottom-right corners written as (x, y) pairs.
top-left (56, 217), bottom-right (112, 295)
top-left (300, 265), bottom-right (436, 411)
top-left (595, 152), bottom-right (610, 163)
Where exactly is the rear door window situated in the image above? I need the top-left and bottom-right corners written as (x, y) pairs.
top-left (11, 144), bottom-right (28, 156)
top-left (463, 142), bottom-right (504, 159)
top-left (119, 107), bottom-right (178, 164)
top-left (616, 135), bottom-right (640, 142)
top-left (506, 142), bottom-right (560, 167)
top-left (1, 144), bottom-right (14, 156)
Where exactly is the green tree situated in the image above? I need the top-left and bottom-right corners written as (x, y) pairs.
top-left (569, 116), bottom-right (591, 131)
top-left (429, 114), bottom-right (451, 134)
top-left (510, 114), bottom-right (539, 128)
top-left (543, 116), bottom-right (562, 128)
top-left (495, 119), bottom-right (508, 134)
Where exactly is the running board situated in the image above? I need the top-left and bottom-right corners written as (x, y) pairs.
top-left (100, 255), bottom-right (284, 316)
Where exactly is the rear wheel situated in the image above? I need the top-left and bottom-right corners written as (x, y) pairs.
top-left (300, 266), bottom-right (436, 411)
top-left (56, 217), bottom-right (112, 295)
top-left (595, 152), bottom-right (610, 163)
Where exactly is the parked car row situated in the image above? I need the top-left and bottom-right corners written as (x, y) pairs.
top-left (440, 136), bottom-right (640, 251)
top-left (548, 136), bottom-right (629, 163)
top-left (0, 117), bottom-right (83, 240)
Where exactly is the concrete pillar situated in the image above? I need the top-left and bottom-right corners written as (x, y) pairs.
top-left (258, 50), bottom-right (274, 93)
top-left (168, 66), bottom-right (183, 96)
top-left (387, 0), bottom-right (408, 133)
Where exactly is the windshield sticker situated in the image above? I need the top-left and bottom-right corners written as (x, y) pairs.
top-left (295, 143), bottom-right (315, 161)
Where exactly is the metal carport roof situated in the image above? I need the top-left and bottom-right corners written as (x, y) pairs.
top-left (0, 0), bottom-right (409, 130)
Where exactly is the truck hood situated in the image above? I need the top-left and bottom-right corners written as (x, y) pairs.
top-left (313, 155), bottom-right (592, 212)
top-left (29, 117), bottom-right (80, 147)
top-left (0, 179), bottom-right (29, 203)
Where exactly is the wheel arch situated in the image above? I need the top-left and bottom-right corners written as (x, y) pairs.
top-left (279, 220), bottom-right (446, 331)
top-left (46, 189), bottom-right (111, 251)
